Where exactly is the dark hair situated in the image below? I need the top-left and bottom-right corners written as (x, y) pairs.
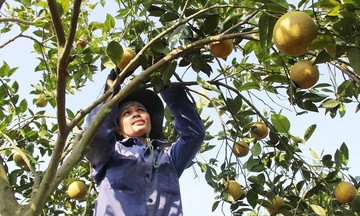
top-left (116, 89), bottom-right (164, 140)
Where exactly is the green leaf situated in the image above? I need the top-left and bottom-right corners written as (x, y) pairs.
top-left (304, 124), bottom-right (316, 141)
top-left (321, 154), bottom-right (334, 168)
top-left (251, 142), bottom-right (262, 157)
top-left (197, 76), bottom-right (220, 93)
top-left (339, 103), bottom-right (346, 117)
top-left (106, 41), bottom-right (123, 66)
top-left (335, 143), bottom-right (349, 167)
top-left (271, 113), bottom-right (290, 133)
top-left (211, 200), bottom-right (220, 212)
top-left (312, 0), bottom-right (341, 9)
top-left (226, 96), bottom-right (242, 114)
top-left (343, 0), bottom-right (360, 7)
top-left (263, 74), bottom-right (288, 84)
top-left (169, 26), bottom-right (189, 49)
top-left (199, 143), bottom-right (216, 153)
top-left (320, 99), bottom-right (339, 108)
top-left (246, 189), bottom-right (259, 209)
top-left (313, 50), bottom-right (332, 64)
top-left (309, 34), bottom-right (337, 58)
top-left (297, 100), bottom-right (319, 112)
top-left (203, 15), bottom-right (219, 35)
top-left (340, 143), bottom-right (349, 165)
top-left (104, 13), bottom-right (116, 31)
top-left (258, 12), bottom-right (276, 51)
top-left (56, 0), bottom-right (70, 15)
top-left (309, 148), bottom-right (319, 160)
top-left (160, 12), bottom-right (179, 23)
top-left (0, 61), bottom-right (17, 77)
top-left (237, 82), bottom-right (260, 91)
top-left (347, 47), bottom-right (360, 75)
top-left (147, 5), bottom-right (166, 17)
top-left (337, 80), bottom-right (355, 97)
top-left (301, 167), bottom-right (311, 180)
top-left (310, 204), bottom-right (327, 216)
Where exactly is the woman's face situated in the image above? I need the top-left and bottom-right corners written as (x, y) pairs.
top-left (117, 101), bottom-right (151, 139)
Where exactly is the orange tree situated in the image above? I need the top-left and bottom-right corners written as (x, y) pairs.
top-left (0, 0), bottom-right (359, 215)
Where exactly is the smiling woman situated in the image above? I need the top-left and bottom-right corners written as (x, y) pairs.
top-left (84, 67), bottom-right (206, 215)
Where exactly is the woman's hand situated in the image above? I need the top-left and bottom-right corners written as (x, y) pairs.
top-left (105, 66), bottom-right (137, 92)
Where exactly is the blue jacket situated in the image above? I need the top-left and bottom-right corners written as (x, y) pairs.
top-left (85, 86), bottom-right (205, 216)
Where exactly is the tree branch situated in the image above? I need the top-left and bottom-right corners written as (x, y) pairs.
top-left (47, 0), bottom-right (65, 46)
top-left (27, 0), bottom-right (83, 215)
top-left (0, 17), bottom-right (42, 25)
top-left (41, 5), bottom-right (260, 213)
top-left (0, 156), bottom-right (21, 215)
top-left (331, 60), bottom-right (360, 84)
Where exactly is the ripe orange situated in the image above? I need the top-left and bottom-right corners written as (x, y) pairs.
top-left (335, 181), bottom-right (357, 204)
top-left (34, 93), bottom-right (48, 108)
top-left (75, 36), bottom-right (87, 48)
top-left (13, 151), bottom-right (26, 167)
top-left (267, 195), bottom-right (285, 215)
top-left (273, 11), bottom-right (317, 56)
top-left (223, 180), bottom-right (242, 200)
top-left (251, 122), bottom-right (269, 140)
top-left (118, 47), bottom-right (137, 71)
top-left (209, 39), bottom-right (233, 58)
top-left (232, 141), bottom-right (250, 157)
top-left (290, 60), bottom-right (319, 89)
top-left (68, 180), bottom-right (87, 201)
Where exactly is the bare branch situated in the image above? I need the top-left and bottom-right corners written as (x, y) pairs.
top-left (331, 60), bottom-right (360, 84)
top-left (47, 0), bottom-right (65, 46)
top-left (0, 17), bottom-right (41, 25)
top-left (28, 0), bottom-right (83, 214)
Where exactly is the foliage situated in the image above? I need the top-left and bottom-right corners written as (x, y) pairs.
top-left (0, 0), bottom-right (359, 215)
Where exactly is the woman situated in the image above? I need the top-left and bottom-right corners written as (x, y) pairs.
top-left (85, 68), bottom-right (206, 216)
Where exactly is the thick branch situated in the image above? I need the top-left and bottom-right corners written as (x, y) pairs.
top-left (0, 156), bottom-right (22, 215)
top-left (55, 0), bottom-right (82, 136)
top-left (27, 1), bottom-right (83, 215)
top-left (47, 0), bottom-right (66, 46)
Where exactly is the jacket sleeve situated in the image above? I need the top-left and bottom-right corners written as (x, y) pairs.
top-left (160, 86), bottom-right (205, 177)
top-left (84, 85), bottom-right (120, 183)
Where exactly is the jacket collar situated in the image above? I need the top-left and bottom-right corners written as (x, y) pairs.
top-left (120, 137), bottom-right (170, 149)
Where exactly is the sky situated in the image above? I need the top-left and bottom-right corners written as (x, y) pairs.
top-left (1, 1), bottom-right (359, 216)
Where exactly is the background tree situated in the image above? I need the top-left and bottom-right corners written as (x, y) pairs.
top-left (0, 0), bottom-right (359, 215)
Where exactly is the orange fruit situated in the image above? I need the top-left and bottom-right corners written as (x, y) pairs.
top-left (223, 180), bottom-right (242, 200)
top-left (232, 141), bottom-right (250, 157)
top-left (68, 180), bottom-right (87, 201)
top-left (335, 181), bottom-right (357, 204)
top-left (118, 47), bottom-right (137, 70)
top-left (290, 60), bottom-right (319, 89)
top-left (13, 151), bottom-right (26, 167)
top-left (273, 11), bottom-right (317, 56)
top-left (34, 93), bottom-right (48, 108)
top-left (267, 195), bottom-right (285, 215)
top-left (209, 39), bottom-right (233, 58)
top-left (75, 36), bottom-right (87, 48)
top-left (251, 122), bottom-right (269, 140)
